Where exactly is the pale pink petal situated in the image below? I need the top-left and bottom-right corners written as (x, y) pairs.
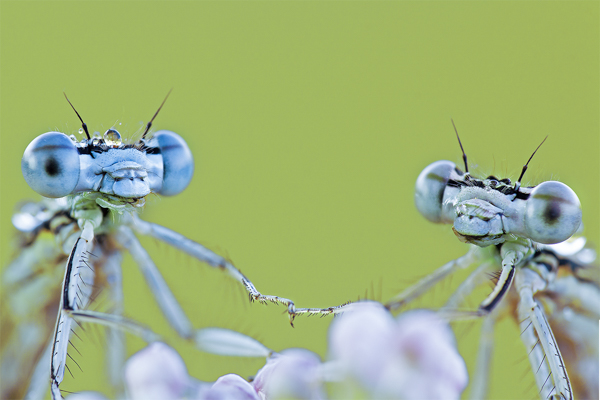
top-left (327, 304), bottom-right (468, 399)
top-left (328, 301), bottom-right (396, 387)
top-left (387, 310), bottom-right (468, 399)
top-left (253, 348), bottom-right (325, 400)
top-left (199, 374), bottom-right (259, 400)
top-left (124, 342), bottom-right (190, 400)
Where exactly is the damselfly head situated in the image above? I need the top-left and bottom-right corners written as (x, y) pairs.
top-left (415, 134), bottom-right (582, 245)
top-left (21, 93), bottom-right (193, 201)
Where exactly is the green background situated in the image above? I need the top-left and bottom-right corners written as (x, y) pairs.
top-left (1, 2), bottom-right (598, 399)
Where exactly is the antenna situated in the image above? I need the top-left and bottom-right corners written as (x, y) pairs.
top-left (64, 93), bottom-right (91, 140)
top-left (451, 119), bottom-right (468, 173)
top-left (141, 89), bottom-right (172, 139)
top-left (515, 136), bottom-right (548, 191)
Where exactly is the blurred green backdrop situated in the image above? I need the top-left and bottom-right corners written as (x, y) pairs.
top-left (1, 2), bottom-right (598, 399)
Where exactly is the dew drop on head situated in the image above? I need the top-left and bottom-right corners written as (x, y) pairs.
top-left (104, 129), bottom-right (122, 146)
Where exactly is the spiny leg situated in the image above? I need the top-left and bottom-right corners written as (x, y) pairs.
top-left (476, 263), bottom-right (515, 315)
top-left (515, 268), bottom-right (573, 400)
top-left (116, 226), bottom-right (194, 340)
top-left (100, 249), bottom-right (126, 396)
top-left (50, 307), bottom-right (161, 400)
top-left (440, 240), bottom-right (533, 321)
top-left (543, 274), bottom-right (599, 397)
top-left (539, 287), bottom-right (599, 399)
top-left (441, 260), bottom-right (495, 311)
top-left (68, 310), bottom-right (160, 343)
top-left (436, 261), bottom-right (498, 400)
top-left (115, 225), bottom-right (346, 357)
top-left (50, 221), bottom-right (95, 400)
top-left (434, 261), bottom-right (498, 398)
top-left (385, 247), bottom-right (481, 312)
top-left (48, 222), bottom-right (159, 399)
top-left (519, 309), bottom-right (554, 399)
top-left (536, 251), bottom-right (599, 397)
top-left (127, 215), bottom-right (353, 325)
top-left (469, 312), bottom-right (497, 400)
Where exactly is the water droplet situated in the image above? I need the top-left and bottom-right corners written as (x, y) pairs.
top-left (69, 134), bottom-right (77, 142)
top-left (78, 128), bottom-right (84, 135)
top-left (104, 129), bottom-right (122, 146)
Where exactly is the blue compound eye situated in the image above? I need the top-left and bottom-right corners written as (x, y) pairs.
top-left (524, 181), bottom-right (582, 244)
top-left (415, 160), bottom-right (456, 223)
top-left (150, 130), bottom-right (194, 196)
top-left (21, 132), bottom-right (80, 198)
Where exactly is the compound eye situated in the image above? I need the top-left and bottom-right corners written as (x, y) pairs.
top-left (150, 130), bottom-right (194, 196)
top-left (524, 181), bottom-right (582, 244)
top-left (415, 160), bottom-right (456, 223)
top-left (21, 132), bottom-right (80, 198)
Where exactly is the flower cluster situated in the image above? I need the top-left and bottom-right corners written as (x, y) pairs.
top-left (68, 303), bottom-right (468, 400)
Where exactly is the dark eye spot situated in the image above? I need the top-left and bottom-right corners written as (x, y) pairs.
top-left (44, 157), bottom-right (60, 176)
top-left (544, 201), bottom-right (561, 225)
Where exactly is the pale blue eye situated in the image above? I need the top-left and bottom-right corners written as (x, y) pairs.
top-left (415, 160), bottom-right (456, 223)
top-left (149, 130), bottom-right (194, 196)
top-left (21, 132), bottom-right (80, 198)
top-left (524, 181), bottom-right (582, 244)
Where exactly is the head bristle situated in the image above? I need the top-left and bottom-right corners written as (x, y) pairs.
top-left (451, 119), bottom-right (468, 174)
top-left (63, 92), bottom-right (91, 140)
top-left (141, 89), bottom-right (173, 139)
top-left (516, 135), bottom-right (548, 188)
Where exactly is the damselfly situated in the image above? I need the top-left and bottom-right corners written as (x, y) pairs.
top-left (380, 123), bottom-right (599, 399)
top-left (0, 93), bottom-right (331, 400)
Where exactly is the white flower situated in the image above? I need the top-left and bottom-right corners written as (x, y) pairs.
top-left (124, 342), bottom-right (260, 400)
top-left (124, 342), bottom-right (192, 400)
top-left (68, 307), bottom-right (468, 400)
top-left (253, 348), bottom-right (325, 400)
top-left (198, 374), bottom-right (259, 400)
top-left (328, 302), bottom-right (468, 399)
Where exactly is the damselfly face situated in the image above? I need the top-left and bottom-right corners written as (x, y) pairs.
top-left (21, 128), bottom-right (193, 203)
top-left (415, 160), bottom-right (582, 246)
